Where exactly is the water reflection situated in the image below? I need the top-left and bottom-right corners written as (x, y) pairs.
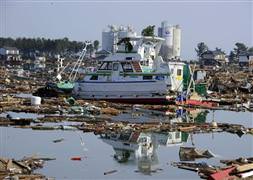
top-left (175, 108), bottom-right (209, 123)
top-left (113, 106), bottom-right (209, 124)
top-left (98, 108), bottom-right (209, 175)
top-left (98, 130), bottom-right (189, 175)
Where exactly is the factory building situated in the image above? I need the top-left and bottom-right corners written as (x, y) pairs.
top-left (102, 25), bottom-right (137, 53)
top-left (158, 21), bottom-right (181, 60)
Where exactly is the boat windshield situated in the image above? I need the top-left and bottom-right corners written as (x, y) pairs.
top-left (121, 62), bottom-right (133, 72)
top-left (99, 62), bottom-right (113, 70)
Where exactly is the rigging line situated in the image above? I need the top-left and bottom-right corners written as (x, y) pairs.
top-left (73, 49), bottom-right (86, 81)
top-left (69, 43), bottom-right (87, 81)
top-left (74, 43), bottom-right (89, 79)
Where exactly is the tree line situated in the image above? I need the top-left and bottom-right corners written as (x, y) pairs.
top-left (0, 37), bottom-right (99, 58)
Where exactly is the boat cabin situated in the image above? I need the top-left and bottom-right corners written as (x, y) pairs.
top-left (83, 53), bottom-right (168, 82)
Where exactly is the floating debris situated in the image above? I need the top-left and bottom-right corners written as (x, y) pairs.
top-left (32, 125), bottom-right (60, 131)
top-left (52, 138), bottom-right (64, 143)
top-left (172, 156), bottom-right (253, 179)
top-left (70, 157), bottom-right (82, 161)
top-left (59, 125), bottom-right (78, 131)
top-left (104, 169), bottom-right (117, 175)
top-left (179, 146), bottom-right (215, 161)
top-left (0, 156), bottom-right (55, 179)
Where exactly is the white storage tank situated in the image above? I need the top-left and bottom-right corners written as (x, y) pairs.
top-left (173, 25), bottom-right (181, 58)
top-left (158, 21), bottom-right (182, 60)
top-left (163, 26), bottom-right (173, 48)
top-left (31, 96), bottom-right (41, 106)
top-left (102, 25), bottom-right (137, 53)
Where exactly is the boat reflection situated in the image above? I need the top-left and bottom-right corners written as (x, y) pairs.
top-left (175, 108), bottom-right (209, 123)
top-left (113, 106), bottom-right (209, 124)
top-left (98, 130), bottom-right (189, 175)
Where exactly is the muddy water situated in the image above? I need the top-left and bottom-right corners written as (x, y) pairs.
top-left (0, 110), bottom-right (252, 179)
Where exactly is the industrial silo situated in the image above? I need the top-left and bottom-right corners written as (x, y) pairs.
top-left (158, 21), bottom-right (174, 60)
top-left (102, 25), bottom-right (119, 53)
top-left (158, 21), bottom-right (181, 60)
top-left (102, 25), bottom-right (137, 53)
top-left (173, 25), bottom-right (181, 59)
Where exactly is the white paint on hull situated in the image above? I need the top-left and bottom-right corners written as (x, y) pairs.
top-left (73, 81), bottom-right (168, 98)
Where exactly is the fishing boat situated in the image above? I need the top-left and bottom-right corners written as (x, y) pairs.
top-left (72, 36), bottom-right (185, 104)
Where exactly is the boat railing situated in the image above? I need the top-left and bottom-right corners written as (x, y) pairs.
top-left (119, 72), bottom-right (170, 76)
top-left (84, 71), bottom-right (170, 77)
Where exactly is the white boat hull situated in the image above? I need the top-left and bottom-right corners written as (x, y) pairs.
top-left (73, 80), bottom-right (168, 99)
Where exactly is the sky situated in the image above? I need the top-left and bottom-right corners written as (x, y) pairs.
top-left (0, 0), bottom-right (252, 59)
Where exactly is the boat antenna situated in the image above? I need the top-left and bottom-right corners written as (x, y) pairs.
top-left (56, 61), bottom-right (70, 82)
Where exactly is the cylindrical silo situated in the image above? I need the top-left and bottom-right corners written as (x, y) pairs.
top-left (158, 21), bottom-right (174, 60)
top-left (173, 25), bottom-right (181, 58)
top-left (161, 21), bottom-right (168, 29)
top-left (163, 26), bottom-right (174, 48)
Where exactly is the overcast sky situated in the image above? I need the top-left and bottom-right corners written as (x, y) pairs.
top-left (0, 0), bottom-right (252, 59)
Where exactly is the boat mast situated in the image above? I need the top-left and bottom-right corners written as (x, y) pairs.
top-left (68, 41), bottom-right (91, 82)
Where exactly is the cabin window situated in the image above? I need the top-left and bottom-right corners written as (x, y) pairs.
top-left (143, 75), bottom-right (152, 80)
top-left (90, 75), bottom-right (98, 80)
top-left (113, 63), bottom-right (119, 71)
top-left (99, 62), bottom-right (108, 70)
top-left (126, 57), bottom-right (133, 60)
top-left (107, 62), bottom-right (112, 70)
top-left (176, 132), bottom-right (180, 139)
top-left (140, 60), bottom-right (149, 66)
top-left (177, 69), bottom-right (182, 76)
top-left (170, 68), bottom-right (174, 74)
top-left (121, 62), bottom-right (133, 72)
top-left (99, 62), bottom-right (112, 70)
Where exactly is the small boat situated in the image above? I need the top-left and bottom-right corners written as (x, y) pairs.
top-left (56, 81), bottom-right (75, 93)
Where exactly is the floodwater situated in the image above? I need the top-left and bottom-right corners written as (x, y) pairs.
top-left (0, 110), bottom-right (252, 180)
